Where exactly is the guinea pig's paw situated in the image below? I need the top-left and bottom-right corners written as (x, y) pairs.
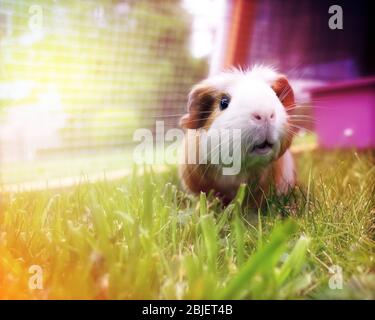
top-left (275, 178), bottom-right (295, 196)
top-left (273, 150), bottom-right (296, 195)
top-left (275, 166), bottom-right (296, 195)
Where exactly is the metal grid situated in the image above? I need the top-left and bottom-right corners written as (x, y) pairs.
top-left (0, 0), bottom-right (209, 166)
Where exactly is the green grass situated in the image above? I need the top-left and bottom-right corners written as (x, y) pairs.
top-left (0, 150), bottom-right (374, 299)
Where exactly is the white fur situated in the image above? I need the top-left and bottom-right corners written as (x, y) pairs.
top-left (206, 66), bottom-right (288, 170)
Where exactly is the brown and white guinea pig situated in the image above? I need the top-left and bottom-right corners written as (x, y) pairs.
top-left (179, 66), bottom-right (298, 205)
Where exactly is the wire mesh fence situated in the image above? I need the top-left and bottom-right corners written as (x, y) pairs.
top-left (0, 0), bottom-right (212, 184)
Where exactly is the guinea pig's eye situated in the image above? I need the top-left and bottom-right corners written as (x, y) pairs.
top-left (219, 95), bottom-right (230, 111)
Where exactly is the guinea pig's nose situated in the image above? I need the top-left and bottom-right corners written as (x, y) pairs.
top-left (251, 111), bottom-right (275, 124)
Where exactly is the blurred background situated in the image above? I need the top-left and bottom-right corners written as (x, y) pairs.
top-left (0, 0), bottom-right (373, 189)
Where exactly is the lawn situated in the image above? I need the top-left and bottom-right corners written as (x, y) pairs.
top-left (0, 149), bottom-right (374, 299)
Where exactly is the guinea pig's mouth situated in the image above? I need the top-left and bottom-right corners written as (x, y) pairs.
top-left (251, 139), bottom-right (274, 155)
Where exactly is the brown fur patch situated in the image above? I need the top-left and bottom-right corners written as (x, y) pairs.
top-left (180, 84), bottom-right (217, 129)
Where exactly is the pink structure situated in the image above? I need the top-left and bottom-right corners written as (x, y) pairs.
top-left (310, 77), bottom-right (375, 149)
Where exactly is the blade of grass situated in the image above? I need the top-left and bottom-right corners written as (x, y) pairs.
top-left (143, 166), bottom-right (153, 229)
top-left (219, 220), bottom-right (297, 299)
top-left (277, 235), bottom-right (310, 286)
top-left (233, 202), bottom-right (245, 266)
top-left (199, 192), bottom-right (218, 274)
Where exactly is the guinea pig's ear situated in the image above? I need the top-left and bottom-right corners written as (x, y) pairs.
top-left (272, 75), bottom-right (298, 156)
top-left (271, 75), bottom-right (295, 110)
top-left (180, 83), bottom-right (217, 129)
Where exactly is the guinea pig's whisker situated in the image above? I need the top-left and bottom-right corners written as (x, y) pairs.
top-left (288, 117), bottom-right (315, 121)
top-left (179, 116), bottom-right (213, 123)
top-left (284, 125), bottom-right (304, 134)
top-left (190, 117), bottom-right (212, 122)
top-left (288, 113), bottom-right (313, 116)
top-left (198, 138), bottom-right (231, 182)
top-left (285, 104), bottom-right (304, 110)
top-left (285, 103), bottom-right (318, 110)
top-left (288, 124), bottom-right (316, 135)
top-left (184, 133), bottom-right (227, 179)
top-left (288, 114), bottom-right (314, 118)
top-left (286, 104), bottom-right (329, 111)
top-left (153, 114), bottom-right (185, 118)
top-left (283, 128), bottom-right (298, 136)
top-left (290, 119), bottom-right (316, 124)
top-left (244, 142), bottom-right (252, 156)
top-left (288, 115), bottom-right (316, 122)
top-left (286, 97), bottom-right (337, 108)
top-left (279, 87), bottom-right (293, 102)
top-left (153, 111), bottom-right (214, 118)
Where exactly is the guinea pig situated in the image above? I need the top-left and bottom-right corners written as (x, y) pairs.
top-left (179, 66), bottom-right (298, 205)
